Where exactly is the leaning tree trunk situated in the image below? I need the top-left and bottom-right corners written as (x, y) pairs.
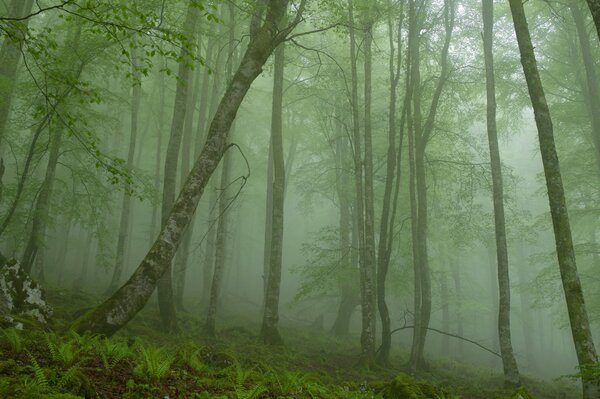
top-left (261, 39), bottom-right (285, 345)
top-left (107, 46), bottom-right (142, 295)
top-left (73, 0), bottom-right (297, 337)
top-left (509, 0), bottom-right (600, 397)
top-left (586, 0), bottom-right (600, 42)
top-left (157, 1), bottom-right (198, 332)
top-left (0, 0), bottom-right (34, 151)
top-left (482, 0), bottom-right (520, 387)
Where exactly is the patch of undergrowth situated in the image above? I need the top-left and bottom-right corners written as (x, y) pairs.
top-left (0, 289), bottom-right (576, 398)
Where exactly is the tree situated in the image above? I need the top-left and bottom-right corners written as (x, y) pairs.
top-left (73, 0), bottom-right (304, 337)
top-left (481, 0), bottom-right (520, 387)
top-left (508, 0), bottom-right (600, 397)
top-left (261, 36), bottom-right (286, 345)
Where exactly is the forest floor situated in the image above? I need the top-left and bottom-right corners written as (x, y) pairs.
top-left (0, 288), bottom-right (575, 398)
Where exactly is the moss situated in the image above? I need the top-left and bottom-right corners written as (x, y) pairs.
top-left (385, 373), bottom-right (425, 399)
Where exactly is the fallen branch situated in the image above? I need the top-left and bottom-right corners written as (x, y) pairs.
top-left (387, 325), bottom-right (501, 358)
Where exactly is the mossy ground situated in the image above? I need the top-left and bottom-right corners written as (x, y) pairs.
top-left (0, 289), bottom-right (575, 398)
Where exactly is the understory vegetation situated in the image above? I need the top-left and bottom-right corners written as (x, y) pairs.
top-left (0, 289), bottom-right (574, 399)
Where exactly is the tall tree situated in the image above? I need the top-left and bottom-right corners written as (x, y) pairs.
top-left (509, 0), bottom-right (600, 397)
top-left (106, 46), bottom-right (142, 294)
top-left (481, 0), bottom-right (520, 387)
top-left (261, 35), bottom-right (286, 345)
top-left (73, 0), bottom-right (302, 337)
top-left (157, 0), bottom-right (198, 332)
top-left (376, 2), bottom-right (404, 365)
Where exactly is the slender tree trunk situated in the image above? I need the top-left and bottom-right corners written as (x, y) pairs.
top-left (261, 39), bottom-right (285, 345)
top-left (204, 3), bottom-right (238, 336)
top-left (0, 0), bottom-right (34, 151)
top-left (21, 127), bottom-right (63, 274)
top-left (174, 34), bottom-right (203, 311)
top-left (157, 1), bottom-right (198, 332)
top-left (331, 111), bottom-right (358, 337)
top-left (204, 150), bottom-right (232, 336)
top-left (509, 1), bottom-right (600, 396)
top-left (376, 6), bottom-right (404, 365)
top-left (262, 139), bottom-right (274, 305)
top-left (107, 47), bottom-right (142, 294)
top-left (440, 269), bottom-right (450, 355)
top-left (586, 0), bottom-right (600, 42)
top-left (482, 0), bottom-right (520, 386)
top-left (149, 67), bottom-right (166, 244)
top-left (451, 258), bottom-right (464, 357)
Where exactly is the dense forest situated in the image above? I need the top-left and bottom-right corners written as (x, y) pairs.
top-left (1, 0), bottom-right (600, 398)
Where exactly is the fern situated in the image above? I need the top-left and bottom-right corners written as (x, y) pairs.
top-left (45, 333), bottom-right (81, 367)
top-left (99, 338), bottom-right (131, 371)
top-left (2, 328), bottom-right (23, 353)
top-left (26, 351), bottom-right (49, 390)
top-left (57, 365), bottom-right (79, 390)
top-left (133, 344), bottom-right (174, 380)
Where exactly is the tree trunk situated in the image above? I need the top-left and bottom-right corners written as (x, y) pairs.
top-left (107, 47), bottom-right (142, 295)
top-left (174, 33), bottom-right (203, 311)
top-left (21, 127), bottom-right (63, 274)
top-left (157, 1), bottom-right (198, 332)
top-left (261, 39), bottom-right (285, 345)
top-left (74, 0), bottom-right (294, 337)
top-left (0, 0), bottom-right (34, 151)
top-left (482, 0), bottom-right (520, 387)
top-left (149, 66), bottom-right (166, 245)
top-left (509, 0), bottom-right (600, 396)
top-left (376, 6), bottom-right (404, 365)
top-left (262, 138), bottom-right (274, 306)
top-left (586, 0), bottom-right (600, 42)
top-left (451, 258), bottom-right (464, 357)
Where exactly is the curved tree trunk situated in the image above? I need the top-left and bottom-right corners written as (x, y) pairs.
top-left (72, 0), bottom-right (297, 337)
top-left (509, 1), bottom-right (600, 397)
top-left (482, 0), bottom-right (520, 387)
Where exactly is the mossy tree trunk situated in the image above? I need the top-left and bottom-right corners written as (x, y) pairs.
top-left (73, 0), bottom-right (298, 337)
top-left (509, 0), bottom-right (600, 397)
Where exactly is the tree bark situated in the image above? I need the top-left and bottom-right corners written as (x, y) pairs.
top-left (74, 0), bottom-right (295, 337)
top-left (482, 0), bottom-right (520, 387)
top-left (107, 46), bottom-right (142, 295)
top-left (509, 0), bottom-right (600, 396)
top-left (261, 39), bottom-right (285, 345)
